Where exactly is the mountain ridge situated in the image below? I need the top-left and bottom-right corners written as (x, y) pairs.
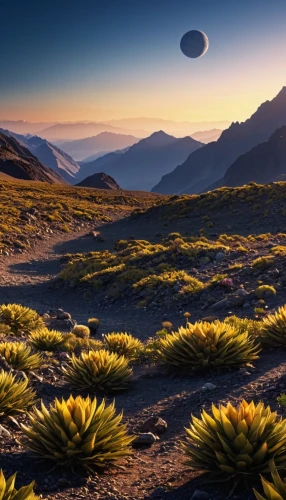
top-left (152, 87), bottom-right (286, 194)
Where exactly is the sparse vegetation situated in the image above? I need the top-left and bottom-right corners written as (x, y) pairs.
top-left (29, 328), bottom-right (66, 351)
top-left (62, 349), bottom-right (133, 392)
top-left (21, 395), bottom-right (133, 470)
top-left (103, 332), bottom-right (143, 360)
top-left (71, 325), bottom-right (90, 339)
top-left (183, 400), bottom-right (286, 478)
top-left (0, 470), bottom-right (38, 499)
top-left (0, 370), bottom-right (36, 415)
top-left (0, 342), bottom-right (42, 371)
top-left (0, 304), bottom-right (44, 336)
top-left (158, 321), bottom-right (259, 372)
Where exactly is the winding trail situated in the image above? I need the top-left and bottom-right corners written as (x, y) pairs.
top-left (0, 221), bottom-right (169, 338)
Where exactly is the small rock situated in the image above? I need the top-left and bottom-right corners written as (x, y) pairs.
top-left (139, 416), bottom-right (167, 435)
top-left (57, 309), bottom-right (71, 320)
top-left (215, 252), bottom-right (225, 262)
top-left (212, 298), bottom-right (229, 310)
top-left (243, 302), bottom-right (251, 309)
top-left (190, 490), bottom-right (211, 500)
top-left (201, 383), bottom-right (217, 392)
top-left (236, 288), bottom-right (249, 297)
top-left (132, 433), bottom-right (158, 447)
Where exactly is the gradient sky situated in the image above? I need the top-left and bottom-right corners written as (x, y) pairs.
top-left (1, 0), bottom-right (286, 123)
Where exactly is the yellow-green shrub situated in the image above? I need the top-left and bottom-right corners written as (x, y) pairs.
top-left (255, 285), bottom-right (276, 299)
top-left (254, 463), bottom-right (286, 500)
top-left (0, 304), bottom-right (44, 336)
top-left (29, 328), bottom-right (65, 351)
top-left (21, 395), bottom-right (133, 470)
top-left (158, 321), bottom-right (259, 371)
top-left (262, 306), bottom-right (286, 346)
top-left (63, 349), bottom-right (132, 392)
top-left (0, 342), bottom-right (42, 372)
top-left (0, 370), bottom-right (36, 415)
top-left (71, 325), bottom-right (90, 339)
top-left (103, 332), bottom-right (143, 360)
top-left (0, 470), bottom-right (38, 499)
top-left (87, 318), bottom-right (100, 333)
top-left (183, 400), bottom-right (286, 478)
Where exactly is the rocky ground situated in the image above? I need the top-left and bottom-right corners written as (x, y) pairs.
top-left (1, 186), bottom-right (286, 499)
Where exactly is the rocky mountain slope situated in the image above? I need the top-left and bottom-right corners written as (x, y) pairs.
top-left (76, 172), bottom-right (120, 189)
top-left (80, 131), bottom-right (202, 191)
top-left (0, 129), bottom-right (80, 183)
top-left (213, 126), bottom-right (286, 188)
top-left (60, 132), bottom-right (139, 161)
top-left (153, 87), bottom-right (286, 194)
top-left (0, 132), bottom-right (64, 184)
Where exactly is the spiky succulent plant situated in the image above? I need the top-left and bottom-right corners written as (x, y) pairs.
top-left (29, 328), bottom-right (65, 351)
top-left (183, 400), bottom-right (286, 478)
top-left (262, 305), bottom-right (286, 346)
top-left (0, 304), bottom-right (44, 336)
top-left (71, 325), bottom-right (90, 339)
top-left (62, 349), bottom-right (132, 392)
top-left (158, 321), bottom-right (259, 371)
top-left (0, 470), bottom-right (38, 499)
top-left (0, 370), bottom-right (36, 415)
top-left (0, 342), bottom-right (42, 372)
top-left (103, 332), bottom-right (143, 360)
top-left (21, 395), bottom-right (133, 470)
top-left (253, 463), bottom-right (286, 500)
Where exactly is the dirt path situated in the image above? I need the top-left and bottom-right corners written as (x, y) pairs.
top-left (0, 222), bottom-right (172, 338)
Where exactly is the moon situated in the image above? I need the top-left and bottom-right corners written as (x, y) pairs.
top-left (180, 30), bottom-right (209, 59)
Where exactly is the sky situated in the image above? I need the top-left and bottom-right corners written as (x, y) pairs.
top-left (1, 0), bottom-right (286, 124)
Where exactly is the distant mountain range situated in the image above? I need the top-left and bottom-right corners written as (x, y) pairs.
top-left (106, 118), bottom-right (230, 138)
top-left (77, 172), bottom-right (120, 190)
top-left (0, 129), bottom-right (79, 183)
top-left (191, 129), bottom-right (223, 144)
top-left (212, 126), bottom-right (286, 189)
top-left (78, 131), bottom-right (202, 191)
top-left (59, 132), bottom-right (140, 161)
top-left (0, 132), bottom-right (64, 184)
top-left (152, 87), bottom-right (286, 194)
top-left (38, 123), bottom-right (146, 142)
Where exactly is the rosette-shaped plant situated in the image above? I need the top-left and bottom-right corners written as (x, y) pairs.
top-left (0, 370), bottom-right (36, 415)
top-left (103, 332), bottom-right (143, 360)
top-left (29, 328), bottom-right (65, 351)
top-left (0, 342), bottom-right (42, 372)
top-left (183, 400), bottom-right (286, 478)
top-left (63, 349), bottom-right (132, 392)
top-left (262, 306), bottom-right (286, 346)
top-left (0, 470), bottom-right (38, 499)
top-left (253, 462), bottom-right (286, 499)
top-left (158, 321), bottom-right (259, 371)
top-left (21, 395), bottom-right (133, 470)
top-left (0, 304), bottom-right (44, 336)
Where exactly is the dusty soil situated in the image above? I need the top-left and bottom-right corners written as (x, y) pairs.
top-left (0, 218), bottom-right (286, 499)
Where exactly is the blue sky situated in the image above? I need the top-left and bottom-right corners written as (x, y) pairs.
top-left (1, 0), bottom-right (286, 122)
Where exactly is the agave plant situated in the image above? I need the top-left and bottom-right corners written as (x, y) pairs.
top-left (183, 400), bottom-right (286, 478)
top-left (21, 395), bottom-right (133, 470)
top-left (0, 304), bottom-right (44, 336)
top-left (0, 370), bottom-right (36, 415)
top-left (62, 349), bottom-right (132, 392)
top-left (262, 305), bottom-right (286, 346)
top-left (0, 342), bottom-right (42, 372)
top-left (29, 328), bottom-right (65, 351)
top-left (253, 462), bottom-right (286, 500)
top-left (103, 332), bottom-right (143, 360)
top-left (158, 321), bottom-right (259, 371)
top-left (0, 470), bottom-right (38, 499)
top-left (71, 325), bottom-right (90, 339)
